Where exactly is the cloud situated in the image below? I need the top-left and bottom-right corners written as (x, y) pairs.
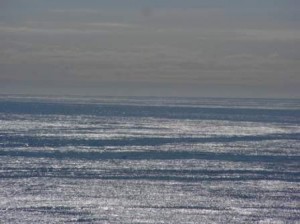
top-left (0, 1), bottom-right (299, 98)
top-left (0, 22), bottom-right (136, 35)
top-left (234, 29), bottom-right (300, 41)
top-left (51, 9), bottom-right (101, 14)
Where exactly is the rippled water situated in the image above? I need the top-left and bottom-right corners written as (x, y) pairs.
top-left (0, 97), bottom-right (299, 223)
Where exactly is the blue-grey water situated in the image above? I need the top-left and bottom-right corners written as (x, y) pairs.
top-left (0, 96), bottom-right (299, 223)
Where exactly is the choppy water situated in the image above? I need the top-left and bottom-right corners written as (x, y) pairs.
top-left (0, 96), bottom-right (299, 223)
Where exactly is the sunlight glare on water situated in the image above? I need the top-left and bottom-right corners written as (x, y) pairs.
top-left (0, 97), bottom-right (299, 223)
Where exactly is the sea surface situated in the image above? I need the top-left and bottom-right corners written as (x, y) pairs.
top-left (0, 96), bottom-right (299, 223)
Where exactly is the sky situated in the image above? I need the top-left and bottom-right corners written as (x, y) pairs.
top-left (0, 0), bottom-right (299, 98)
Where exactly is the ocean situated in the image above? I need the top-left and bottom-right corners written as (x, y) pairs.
top-left (0, 96), bottom-right (299, 223)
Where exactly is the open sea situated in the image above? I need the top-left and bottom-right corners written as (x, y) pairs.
top-left (0, 96), bottom-right (299, 223)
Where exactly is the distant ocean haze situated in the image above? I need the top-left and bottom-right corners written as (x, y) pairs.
top-left (1, 0), bottom-right (299, 98)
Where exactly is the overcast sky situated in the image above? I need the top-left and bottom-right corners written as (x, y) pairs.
top-left (0, 0), bottom-right (299, 98)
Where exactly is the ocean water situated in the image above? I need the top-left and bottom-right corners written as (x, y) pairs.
top-left (0, 96), bottom-right (299, 223)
